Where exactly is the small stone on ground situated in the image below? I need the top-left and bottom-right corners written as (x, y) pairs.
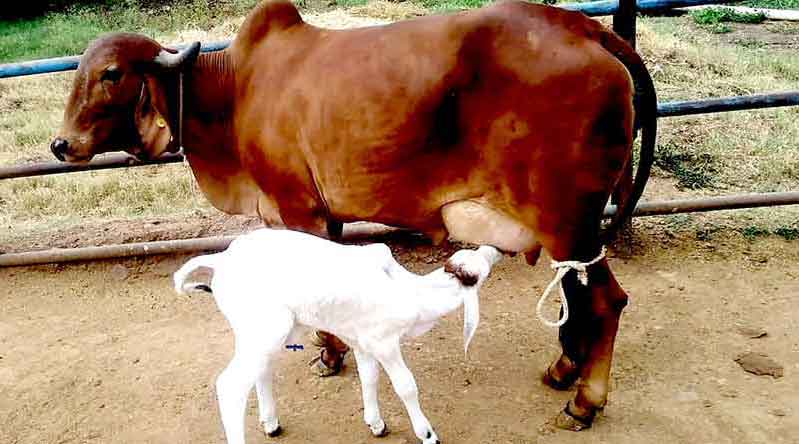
top-left (737, 326), bottom-right (768, 339)
top-left (110, 264), bottom-right (130, 281)
top-left (734, 352), bottom-right (784, 378)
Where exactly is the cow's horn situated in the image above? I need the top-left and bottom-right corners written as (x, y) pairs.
top-left (153, 41), bottom-right (201, 70)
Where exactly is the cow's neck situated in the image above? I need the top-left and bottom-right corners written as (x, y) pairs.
top-left (180, 50), bottom-right (235, 157)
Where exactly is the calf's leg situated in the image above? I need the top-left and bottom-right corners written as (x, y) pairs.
top-left (216, 313), bottom-right (293, 444)
top-left (375, 343), bottom-right (439, 444)
top-left (255, 362), bottom-right (281, 436)
top-left (353, 347), bottom-right (389, 437)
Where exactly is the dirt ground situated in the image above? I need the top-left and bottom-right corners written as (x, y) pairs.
top-left (1, 221), bottom-right (797, 444)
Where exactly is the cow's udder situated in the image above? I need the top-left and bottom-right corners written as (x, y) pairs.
top-left (441, 199), bottom-right (537, 253)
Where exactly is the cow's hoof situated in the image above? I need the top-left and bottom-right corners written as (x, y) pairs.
top-left (309, 349), bottom-right (345, 377)
top-left (264, 424), bottom-right (282, 437)
top-left (310, 356), bottom-right (341, 377)
top-left (553, 404), bottom-right (593, 431)
top-left (541, 368), bottom-right (576, 391)
top-left (369, 419), bottom-right (389, 437)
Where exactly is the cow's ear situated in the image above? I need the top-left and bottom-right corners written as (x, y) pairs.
top-left (134, 76), bottom-right (176, 158)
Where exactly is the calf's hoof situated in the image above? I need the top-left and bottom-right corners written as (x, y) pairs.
top-left (263, 423), bottom-right (282, 437)
top-left (369, 419), bottom-right (389, 437)
top-left (422, 430), bottom-right (440, 444)
top-left (553, 402), bottom-right (594, 431)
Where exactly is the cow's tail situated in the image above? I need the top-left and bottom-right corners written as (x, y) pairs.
top-left (173, 253), bottom-right (222, 295)
top-left (597, 29), bottom-right (657, 244)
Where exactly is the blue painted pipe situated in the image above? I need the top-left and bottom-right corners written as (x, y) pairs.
top-left (659, 92), bottom-right (799, 117)
top-left (0, 0), bottom-right (738, 79)
top-left (562, 0), bottom-right (736, 16)
top-left (0, 41), bottom-right (229, 79)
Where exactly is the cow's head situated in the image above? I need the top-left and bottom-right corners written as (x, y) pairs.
top-left (51, 33), bottom-right (200, 162)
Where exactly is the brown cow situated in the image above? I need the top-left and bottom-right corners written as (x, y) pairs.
top-left (52, 0), bottom-right (656, 431)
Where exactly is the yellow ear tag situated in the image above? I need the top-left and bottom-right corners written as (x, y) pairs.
top-left (156, 116), bottom-right (167, 129)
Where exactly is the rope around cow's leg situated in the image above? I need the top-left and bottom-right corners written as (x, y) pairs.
top-left (536, 246), bottom-right (607, 328)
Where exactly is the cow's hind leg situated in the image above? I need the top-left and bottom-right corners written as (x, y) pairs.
top-left (311, 330), bottom-right (350, 376)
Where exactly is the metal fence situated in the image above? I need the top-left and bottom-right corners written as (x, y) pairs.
top-left (1, 0), bottom-right (798, 266)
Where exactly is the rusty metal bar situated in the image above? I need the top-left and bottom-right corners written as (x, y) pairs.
top-left (0, 223), bottom-right (403, 267)
top-left (1, 193), bottom-right (797, 267)
top-left (0, 152), bottom-right (184, 180)
top-left (602, 191), bottom-right (799, 218)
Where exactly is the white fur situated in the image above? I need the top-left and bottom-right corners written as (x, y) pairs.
top-left (173, 228), bottom-right (502, 444)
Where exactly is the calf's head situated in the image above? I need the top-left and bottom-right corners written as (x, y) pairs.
top-left (51, 33), bottom-right (200, 162)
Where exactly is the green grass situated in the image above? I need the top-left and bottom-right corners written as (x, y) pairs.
top-left (419, 0), bottom-right (493, 12)
top-left (655, 143), bottom-right (721, 190)
top-left (742, 0), bottom-right (799, 9)
top-left (691, 7), bottom-right (766, 27)
top-left (0, 0), bottom-right (262, 63)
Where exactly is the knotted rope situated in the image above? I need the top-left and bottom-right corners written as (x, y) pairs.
top-left (536, 246), bottom-right (607, 328)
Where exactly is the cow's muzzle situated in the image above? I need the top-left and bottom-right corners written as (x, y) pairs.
top-left (50, 138), bottom-right (69, 161)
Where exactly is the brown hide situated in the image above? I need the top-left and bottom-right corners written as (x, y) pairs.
top-left (188, 0), bottom-right (639, 249)
top-left (56, 0), bottom-right (656, 255)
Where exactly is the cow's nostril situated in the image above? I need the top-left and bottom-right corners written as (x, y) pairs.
top-left (50, 138), bottom-right (68, 161)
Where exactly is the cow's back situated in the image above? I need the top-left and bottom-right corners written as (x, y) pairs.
top-left (227, 1), bottom-right (635, 250)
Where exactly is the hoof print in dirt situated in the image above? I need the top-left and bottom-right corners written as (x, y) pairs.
top-left (734, 352), bottom-right (784, 378)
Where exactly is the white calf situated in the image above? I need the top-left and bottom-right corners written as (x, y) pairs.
top-left (173, 228), bottom-right (502, 444)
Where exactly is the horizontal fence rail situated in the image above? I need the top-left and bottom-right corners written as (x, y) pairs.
top-left (0, 41), bottom-right (229, 79)
top-left (657, 92), bottom-right (799, 117)
top-left (0, 0), bottom-right (736, 79)
top-left (2, 192), bottom-right (797, 267)
top-left (2, 90), bottom-right (796, 181)
top-left (0, 152), bottom-right (184, 179)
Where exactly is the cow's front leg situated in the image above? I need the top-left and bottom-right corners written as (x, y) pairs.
top-left (555, 260), bottom-right (628, 431)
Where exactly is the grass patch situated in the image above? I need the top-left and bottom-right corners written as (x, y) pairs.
top-left (774, 227), bottom-right (799, 240)
top-left (655, 142), bottom-right (720, 190)
top-left (742, 0), bottom-right (799, 9)
top-left (691, 7), bottom-right (766, 26)
top-left (740, 225), bottom-right (799, 241)
top-left (419, 0), bottom-right (493, 12)
top-left (741, 225), bottom-right (770, 240)
top-left (0, 0), bottom-right (263, 63)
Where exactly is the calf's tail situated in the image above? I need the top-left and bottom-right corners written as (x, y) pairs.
top-left (173, 253), bottom-right (222, 295)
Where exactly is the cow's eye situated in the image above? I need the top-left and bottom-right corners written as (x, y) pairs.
top-left (101, 67), bottom-right (123, 83)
